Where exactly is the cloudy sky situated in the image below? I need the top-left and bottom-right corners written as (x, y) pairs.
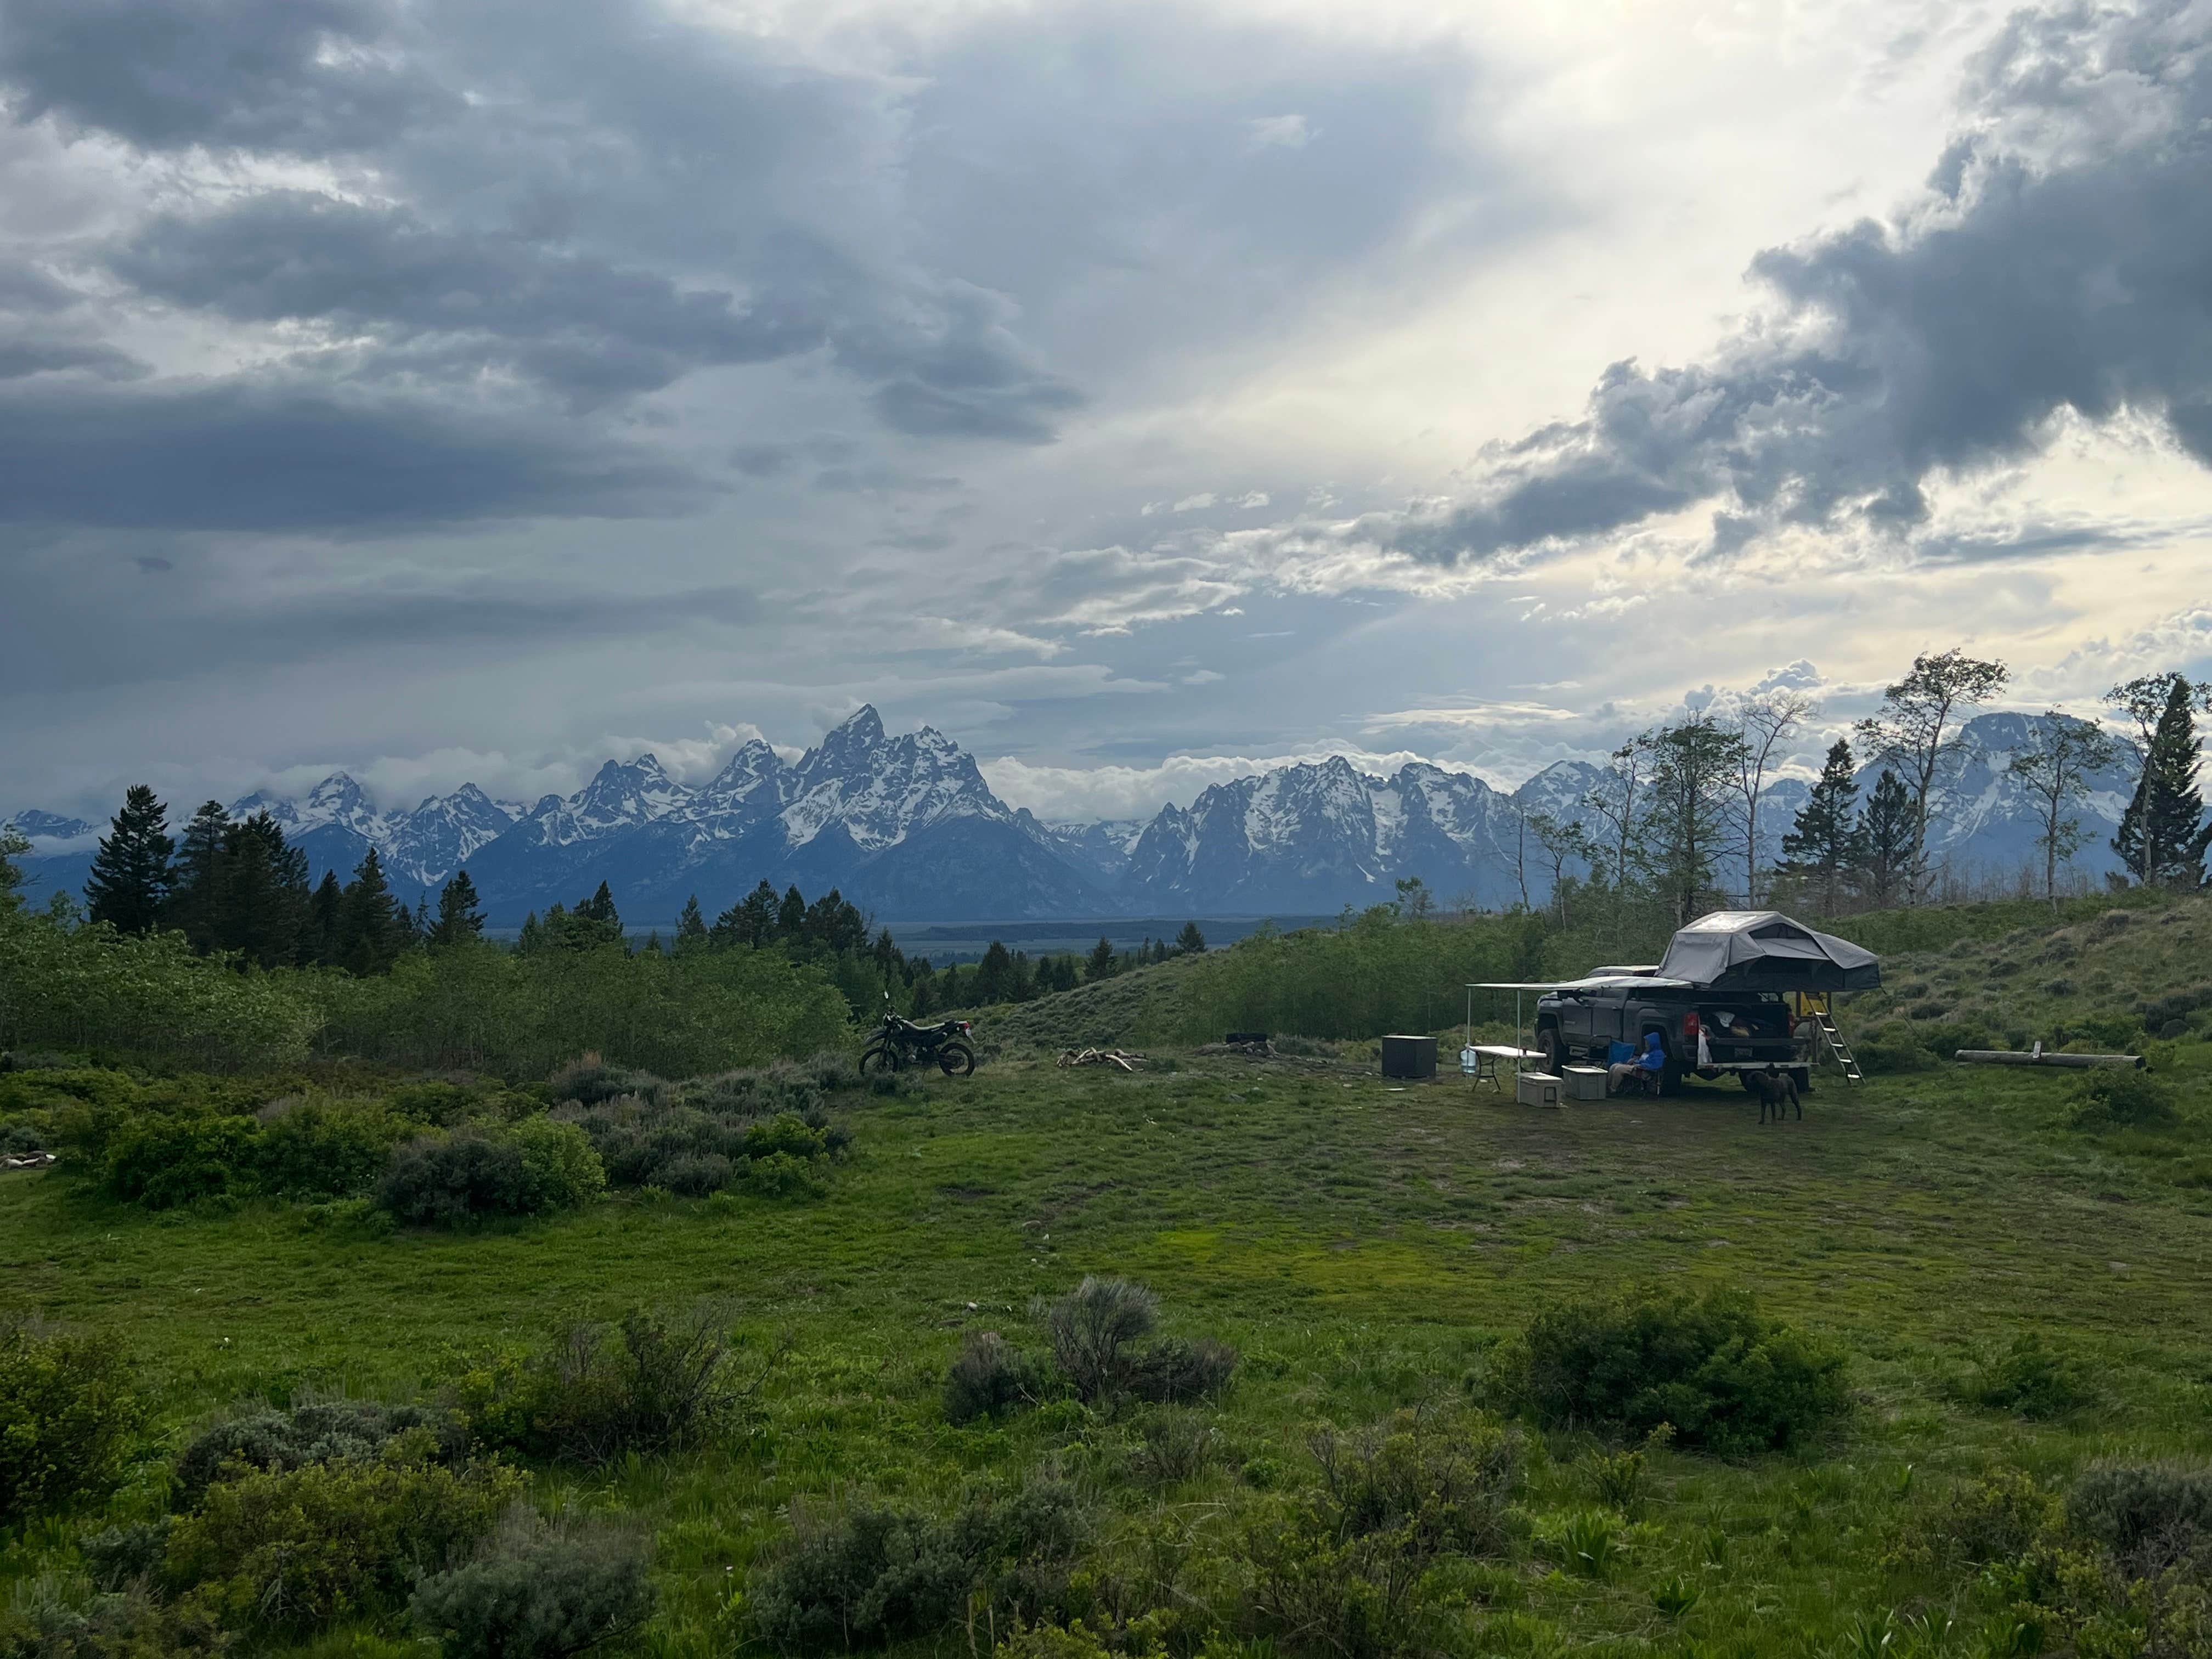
top-left (4, 0), bottom-right (2212, 824)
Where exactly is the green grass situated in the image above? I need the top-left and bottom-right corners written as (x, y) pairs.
top-left (7, 1019), bottom-right (2212, 1655)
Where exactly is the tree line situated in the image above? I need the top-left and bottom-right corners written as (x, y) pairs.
top-left (1514, 651), bottom-right (2211, 927)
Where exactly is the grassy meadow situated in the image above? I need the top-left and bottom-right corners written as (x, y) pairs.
top-left (7, 986), bottom-right (2212, 1655)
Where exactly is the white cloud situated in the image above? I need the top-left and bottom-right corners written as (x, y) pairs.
top-left (1244, 113), bottom-right (1313, 151)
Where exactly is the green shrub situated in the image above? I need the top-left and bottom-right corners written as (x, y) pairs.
top-left (992, 1620), bottom-right (1122, 1659)
top-left (377, 1132), bottom-right (528, 1224)
top-left (0, 1581), bottom-right (172, 1658)
top-left (548, 1059), bottom-right (669, 1108)
top-left (257, 1099), bottom-right (408, 1199)
top-left (384, 1081), bottom-right (481, 1125)
top-left (2068, 1070), bottom-right (2177, 1130)
top-left (1488, 1283), bottom-right (1849, 1453)
top-left (1128, 1338), bottom-right (1238, 1405)
top-left (743, 1112), bottom-right (828, 1161)
top-left (162, 1455), bottom-right (520, 1637)
top-left (409, 1507), bottom-right (656, 1659)
top-left (945, 1332), bottom-right (1051, 1425)
top-left (2067, 1463), bottom-right (2212, 1573)
top-left (554, 1095), bottom-right (840, 1195)
top-left (0, 1319), bottom-right (144, 1525)
top-left (509, 1117), bottom-right (606, 1212)
top-left (749, 1478), bottom-right (1086, 1652)
top-left (173, 1397), bottom-right (468, 1509)
top-left (101, 1113), bottom-right (262, 1209)
top-left (1855, 1025), bottom-right (1939, 1074)
top-left (468, 1308), bottom-right (742, 1468)
top-left (1130, 1409), bottom-right (1218, 1487)
top-left (82, 1520), bottom-right (173, 1590)
top-left (739, 1150), bottom-right (822, 1199)
top-left (1958, 1335), bottom-right (2095, 1419)
top-left (2058, 1014), bottom-right (2145, 1052)
top-left (1245, 1407), bottom-right (1523, 1659)
top-left (1035, 1277), bottom-right (1158, 1405)
top-left (656, 1152), bottom-right (735, 1197)
top-left (1882, 1466), bottom-right (2058, 1576)
top-left (376, 1122), bottom-right (602, 1224)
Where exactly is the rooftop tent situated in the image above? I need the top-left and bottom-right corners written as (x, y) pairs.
top-left (1656, 910), bottom-right (1881, 991)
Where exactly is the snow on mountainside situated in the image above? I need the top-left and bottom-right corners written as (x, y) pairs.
top-left (3, 810), bottom-right (95, 842)
top-left (8, 707), bottom-right (2153, 921)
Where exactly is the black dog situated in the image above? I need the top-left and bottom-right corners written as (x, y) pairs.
top-left (1744, 1066), bottom-right (1801, 1125)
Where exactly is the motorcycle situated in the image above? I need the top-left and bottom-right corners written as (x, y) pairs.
top-left (860, 995), bottom-right (977, 1076)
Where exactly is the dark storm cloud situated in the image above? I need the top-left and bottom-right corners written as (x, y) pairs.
top-left (1370, 0), bottom-right (2212, 565)
top-left (0, 0), bottom-right (447, 154)
top-left (111, 193), bottom-right (832, 405)
top-left (0, 560), bottom-right (767, 695)
top-left (0, 0), bottom-right (1094, 538)
top-left (0, 380), bottom-right (701, 529)
top-left (0, 336), bottom-right (144, 381)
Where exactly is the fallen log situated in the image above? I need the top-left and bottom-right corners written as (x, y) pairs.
top-left (1956, 1048), bottom-right (2143, 1070)
top-left (1058, 1047), bottom-right (1145, 1071)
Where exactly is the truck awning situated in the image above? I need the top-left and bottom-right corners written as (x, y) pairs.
top-left (1655, 910), bottom-right (1881, 991)
top-left (1468, 975), bottom-right (1698, 993)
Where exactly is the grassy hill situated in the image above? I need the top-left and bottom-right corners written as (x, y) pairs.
top-left (956, 887), bottom-right (2212, 1061)
top-left (3, 983), bottom-right (2210, 1654)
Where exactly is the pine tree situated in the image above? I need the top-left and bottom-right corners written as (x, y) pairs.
top-left (712, 879), bottom-right (780, 949)
top-left (517, 910), bottom-right (544, 953)
top-left (338, 847), bottom-right (402, 975)
top-left (1854, 771), bottom-right (1915, 909)
top-left (1779, 740), bottom-right (1864, 917)
top-left (675, 895), bottom-right (708, 952)
top-left (166, 800), bottom-right (232, 950)
top-left (216, 812), bottom-right (310, 968)
top-left (2114, 676), bottom-right (2212, 888)
top-left (431, 868), bottom-right (485, 949)
top-left (83, 785), bottom-right (174, 935)
top-left (776, 884), bottom-right (806, 941)
top-left (975, 940), bottom-right (1013, 1003)
top-left (0, 826), bottom-right (27, 915)
top-left (1086, 935), bottom-right (1118, 983)
top-left (1175, 921), bottom-right (1207, 955)
top-left (306, 871), bottom-right (344, 964)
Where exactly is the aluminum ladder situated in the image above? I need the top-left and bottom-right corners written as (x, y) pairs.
top-left (1813, 1012), bottom-right (1863, 1082)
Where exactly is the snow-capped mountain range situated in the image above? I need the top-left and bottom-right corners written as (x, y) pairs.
top-left (5, 709), bottom-right (2142, 923)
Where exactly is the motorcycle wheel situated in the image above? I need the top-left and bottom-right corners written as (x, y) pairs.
top-left (859, 1045), bottom-right (903, 1075)
top-left (938, 1042), bottom-right (976, 1077)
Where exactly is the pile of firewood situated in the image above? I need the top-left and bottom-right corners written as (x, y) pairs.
top-left (1057, 1047), bottom-right (1146, 1071)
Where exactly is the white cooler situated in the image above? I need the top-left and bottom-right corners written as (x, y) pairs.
top-left (1516, 1070), bottom-right (1565, 1109)
top-left (1563, 1065), bottom-right (1608, 1102)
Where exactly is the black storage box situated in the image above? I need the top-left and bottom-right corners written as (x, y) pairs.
top-left (1380, 1034), bottom-right (1437, 1079)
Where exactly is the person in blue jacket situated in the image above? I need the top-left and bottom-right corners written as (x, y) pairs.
top-left (1609, 1030), bottom-right (1668, 1095)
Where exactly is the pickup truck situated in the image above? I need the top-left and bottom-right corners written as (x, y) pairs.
top-left (1533, 973), bottom-right (1806, 1095)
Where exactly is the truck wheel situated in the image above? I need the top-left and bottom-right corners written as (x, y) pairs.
top-left (1535, 1028), bottom-right (1562, 1074)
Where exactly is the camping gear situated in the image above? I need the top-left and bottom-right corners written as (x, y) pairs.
top-left (1562, 1065), bottom-right (1607, 1102)
top-left (1381, 1035), bottom-right (1438, 1079)
top-left (1516, 1071), bottom-right (1565, 1109)
top-left (1656, 911), bottom-right (1881, 991)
